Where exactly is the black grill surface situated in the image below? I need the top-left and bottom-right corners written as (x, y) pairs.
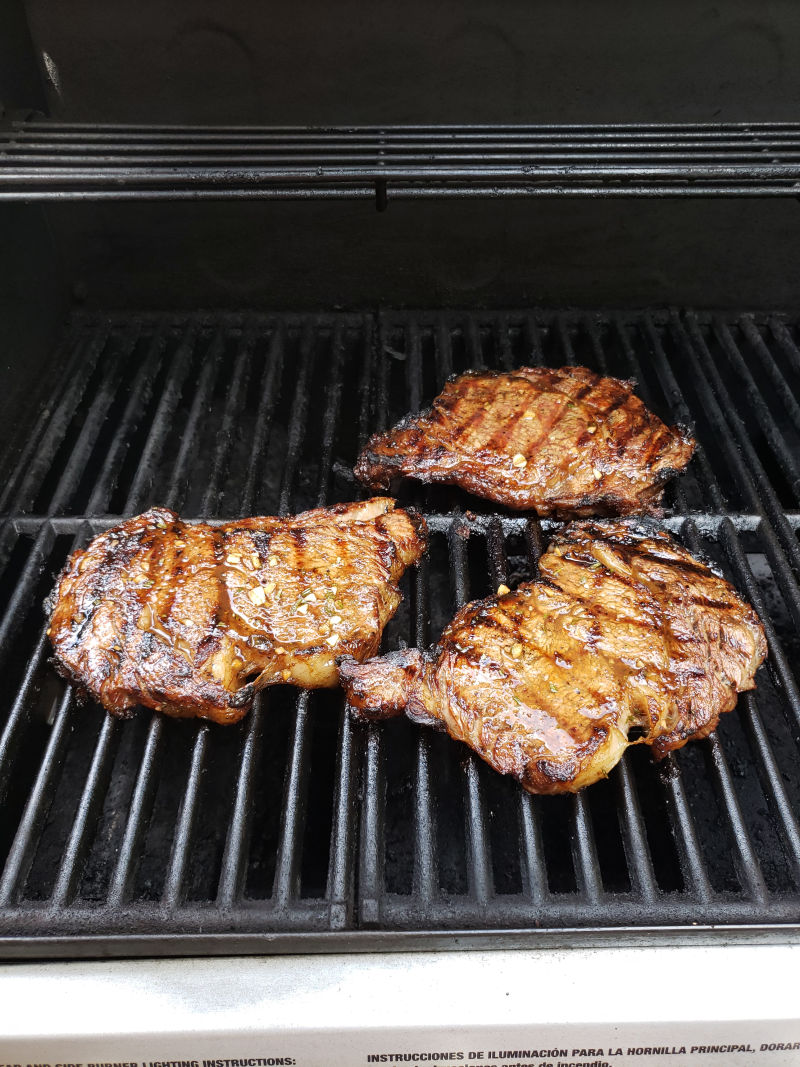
top-left (1, 308), bottom-right (800, 958)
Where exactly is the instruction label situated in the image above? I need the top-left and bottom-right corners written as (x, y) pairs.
top-left (4, 1034), bottom-right (800, 1067)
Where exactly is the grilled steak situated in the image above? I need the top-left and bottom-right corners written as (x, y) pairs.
top-left (354, 367), bottom-right (695, 516)
top-left (340, 519), bottom-right (766, 794)
top-left (48, 498), bottom-right (426, 724)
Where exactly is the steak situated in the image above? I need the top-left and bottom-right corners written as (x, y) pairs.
top-left (354, 367), bottom-right (695, 516)
top-left (339, 519), bottom-right (766, 794)
top-left (48, 498), bottom-right (426, 724)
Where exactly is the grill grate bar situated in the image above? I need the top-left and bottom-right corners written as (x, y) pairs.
top-left (0, 630), bottom-right (50, 807)
top-left (4, 326), bottom-right (110, 515)
top-left (125, 323), bottom-right (199, 512)
top-left (584, 317), bottom-right (610, 375)
top-left (316, 324), bottom-right (347, 506)
top-left (164, 326), bottom-right (225, 511)
top-left (738, 693), bottom-right (800, 885)
top-left (627, 318), bottom-right (800, 894)
top-left (50, 715), bottom-right (120, 908)
top-left (514, 518), bottom-right (549, 904)
top-left (635, 316), bottom-right (723, 510)
top-left (0, 331), bottom-right (93, 514)
top-left (488, 518), bottom-right (550, 909)
top-left (15, 143), bottom-right (800, 161)
top-left (449, 520), bottom-right (494, 907)
top-left (325, 319), bottom-right (375, 927)
top-left (660, 754), bottom-right (714, 903)
top-left (629, 318), bottom-right (764, 898)
top-left (7, 121), bottom-right (800, 201)
top-left (277, 322), bottom-right (316, 516)
top-left (716, 522), bottom-right (800, 732)
top-left (716, 521), bottom-right (800, 878)
top-left (769, 318), bottom-right (800, 379)
top-left (358, 316), bottom-right (392, 925)
top-left (517, 465), bottom-right (606, 904)
top-left (326, 706), bottom-right (356, 928)
top-left (703, 732), bottom-right (769, 902)
top-left (713, 320), bottom-right (800, 503)
top-left (0, 688), bottom-right (74, 907)
top-left (434, 319), bottom-right (454, 384)
top-left (162, 725), bottom-right (210, 910)
top-left (273, 324), bottom-right (346, 912)
top-left (86, 326), bottom-right (166, 516)
top-left (241, 324), bottom-right (284, 515)
top-left (681, 518), bottom-right (769, 901)
top-left (107, 717), bottom-right (163, 907)
top-left (202, 326), bottom-right (254, 515)
top-left (669, 316), bottom-right (800, 639)
top-left (359, 726), bottom-right (384, 926)
top-left (0, 524), bottom-right (89, 811)
top-left (571, 795), bottom-right (604, 904)
top-left (683, 311), bottom-right (800, 577)
top-left (596, 321), bottom-right (689, 899)
top-left (44, 331), bottom-right (135, 516)
top-left (614, 759), bottom-right (658, 903)
top-left (412, 556), bottom-right (438, 908)
top-left (217, 697), bottom-right (264, 908)
top-left (556, 315), bottom-right (578, 366)
top-left (0, 523), bottom-right (55, 675)
top-left (739, 317), bottom-right (800, 439)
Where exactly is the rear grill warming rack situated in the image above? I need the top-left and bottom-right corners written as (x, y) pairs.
top-left (4, 121), bottom-right (800, 202)
top-left (1, 308), bottom-right (800, 957)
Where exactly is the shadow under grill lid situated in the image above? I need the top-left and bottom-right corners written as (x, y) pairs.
top-left (1, 307), bottom-right (799, 958)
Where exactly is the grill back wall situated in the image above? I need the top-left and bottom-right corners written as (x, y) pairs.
top-left (39, 198), bottom-right (800, 313)
top-left (1, 309), bottom-right (800, 957)
top-left (9, 0), bottom-right (800, 317)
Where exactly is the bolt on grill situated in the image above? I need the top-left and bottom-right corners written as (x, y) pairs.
top-left (1, 308), bottom-right (800, 957)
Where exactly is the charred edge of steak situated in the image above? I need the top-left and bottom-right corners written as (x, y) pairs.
top-left (403, 506), bottom-right (430, 550)
top-left (550, 518), bottom-right (725, 577)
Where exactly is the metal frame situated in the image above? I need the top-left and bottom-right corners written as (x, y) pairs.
top-left (1, 308), bottom-right (800, 958)
top-left (4, 122), bottom-right (800, 201)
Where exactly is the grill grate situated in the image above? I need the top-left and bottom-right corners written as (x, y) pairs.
top-left (1, 308), bottom-right (800, 957)
top-left (5, 122), bottom-right (800, 201)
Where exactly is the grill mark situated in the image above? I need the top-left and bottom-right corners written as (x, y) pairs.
top-left (482, 390), bottom-right (531, 453)
top-left (555, 533), bottom-right (715, 584)
top-left (587, 387), bottom-right (629, 421)
top-left (688, 595), bottom-right (735, 610)
top-left (450, 382), bottom-right (496, 447)
top-left (159, 525), bottom-right (181, 625)
top-left (636, 423), bottom-right (671, 472)
top-left (515, 381), bottom-right (598, 462)
top-left (450, 632), bottom-right (611, 733)
top-left (289, 526), bottom-right (310, 575)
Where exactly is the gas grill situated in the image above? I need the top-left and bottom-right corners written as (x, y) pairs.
top-left (3, 1), bottom-right (800, 1060)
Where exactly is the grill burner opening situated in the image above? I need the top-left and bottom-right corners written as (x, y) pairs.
top-left (1, 308), bottom-right (799, 957)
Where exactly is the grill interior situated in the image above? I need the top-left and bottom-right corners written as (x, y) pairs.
top-left (1, 307), bottom-right (800, 957)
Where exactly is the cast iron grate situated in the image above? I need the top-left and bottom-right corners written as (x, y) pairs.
top-left (5, 122), bottom-right (800, 201)
top-left (1, 308), bottom-right (800, 958)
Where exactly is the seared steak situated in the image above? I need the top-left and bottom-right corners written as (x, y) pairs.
top-left (49, 498), bottom-right (426, 724)
top-left (340, 519), bottom-right (766, 794)
top-left (355, 367), bottom-right (695, 516)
